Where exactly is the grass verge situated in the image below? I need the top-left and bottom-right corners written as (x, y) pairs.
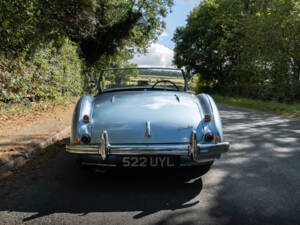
top-left (213, 95), bottom-right (300, 119)
top-left (0, 96), bottom-right (79, 116)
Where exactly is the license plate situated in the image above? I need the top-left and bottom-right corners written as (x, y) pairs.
top-left (121, 156), bottom-right (178, 168)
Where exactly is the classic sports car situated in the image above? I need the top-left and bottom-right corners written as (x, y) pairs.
top-left (66, 67), bottom-right (229, 170)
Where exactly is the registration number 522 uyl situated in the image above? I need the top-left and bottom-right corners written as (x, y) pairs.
top-left (122, 156), bottom-right (176, 167)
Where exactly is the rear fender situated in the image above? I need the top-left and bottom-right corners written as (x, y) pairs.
top-left (71, 95), bottom-right (94, 144)
top-left (196, 94), bottom-right (224, 143)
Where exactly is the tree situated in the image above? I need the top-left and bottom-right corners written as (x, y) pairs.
top-left (173, 0), bottom-right (246, 93)
top-left (239, 0), bottom-right (300, 101)
top-left (0, 0), bottom-right (174, 102)
top-left (0, 0), bottom-right (173, 65)
top-left (173, 0), bottom-right (300, 102)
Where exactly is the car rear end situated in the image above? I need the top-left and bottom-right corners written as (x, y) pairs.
top-left (66, 91), bottom-right (229, 168)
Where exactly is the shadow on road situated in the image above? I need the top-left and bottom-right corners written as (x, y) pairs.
top-left (148, 105), bottom-right (300, 225)
top-left (0, 138), bottom-right (205, 222)
top-left (204, 105), bottom-right (300, 225)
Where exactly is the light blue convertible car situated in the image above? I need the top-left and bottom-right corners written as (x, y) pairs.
top-left (66, 67), bottom-right (229, 170)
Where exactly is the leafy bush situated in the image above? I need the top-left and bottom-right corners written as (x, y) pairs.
top-left (0, 39), bottom-right (83, 102)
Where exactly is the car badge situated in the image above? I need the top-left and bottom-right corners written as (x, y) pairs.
top-left (145, 121), bottom-right (151, 138)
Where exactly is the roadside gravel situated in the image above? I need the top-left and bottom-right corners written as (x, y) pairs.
top-left (0, 104), bottom-right (74, 174)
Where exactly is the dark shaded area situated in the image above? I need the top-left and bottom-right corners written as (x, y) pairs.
top-left (0, 134), bottom-right (56, 166)
top-left (0, 138), bottom-right (205, 222)
top-left (80, 11), bottom-right (142, 65)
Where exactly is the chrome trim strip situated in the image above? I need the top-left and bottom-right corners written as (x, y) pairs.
top-left (111, 150), bottom-right (188, 155)
top-left (66, 144), bottom-right (190, 155)
top-left (66, 145), bottom-right (98, 154)
top-left (101, 67), bottom-right (183, 71)
top-left (81, 162), bottom-right (117, 167)
top-left (197, 142), bottom-right (230, 153)
top-left (110, 144), bottom-right (189, 151)
top-left (109, 144), bottom-right (189, 155)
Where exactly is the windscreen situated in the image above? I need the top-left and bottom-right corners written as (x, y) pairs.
top-left (99, 68), bottom-right (186, 91)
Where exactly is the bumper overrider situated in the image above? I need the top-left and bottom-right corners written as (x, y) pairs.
top-left (66, 131), bottom-right (229, 162)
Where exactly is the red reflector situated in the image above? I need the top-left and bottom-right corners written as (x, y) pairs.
top-left (83, 115), bottom-right (89, 122)
top-left (205, 114), bottom-right (211, 122)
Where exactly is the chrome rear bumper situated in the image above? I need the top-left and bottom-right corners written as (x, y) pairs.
top-left (66, 130), bottom-right (229, 161)
top-left (66, 144), bottom-right (190, 155)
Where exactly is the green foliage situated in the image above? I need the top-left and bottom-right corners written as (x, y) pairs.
top-left (101, 69), bottom-right (139, 90)
top-left (0, 0), bottom-right (63, 55)
top-left (0, 96), bottom-right (78, 116)
top-left (173, 0), bottom-right (300, 103)
top-left (0, 0), bottom-right (174, 103)
top-left (78, 0), bottom-right (174, 65)
top-left (0, 39), bottom-right (83, 102)
top-left (0, 0), bottom-right (173, 65)
top-left (213, 95), bottom-right (300, 118)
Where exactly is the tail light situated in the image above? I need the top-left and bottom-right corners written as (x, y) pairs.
top-left (83, 115), bottom-right (89, 123)
top-left (205, 114), bottom-right (211, 122)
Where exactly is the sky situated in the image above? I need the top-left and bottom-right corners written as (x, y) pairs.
top-left (130, 0), bottom-right (201, 68)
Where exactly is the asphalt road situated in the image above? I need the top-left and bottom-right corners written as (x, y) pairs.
top-left (0, 105), bottom-right (300, 225)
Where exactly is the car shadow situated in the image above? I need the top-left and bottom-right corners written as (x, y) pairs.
top-left (0, 138), bottom-right (205, 222)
